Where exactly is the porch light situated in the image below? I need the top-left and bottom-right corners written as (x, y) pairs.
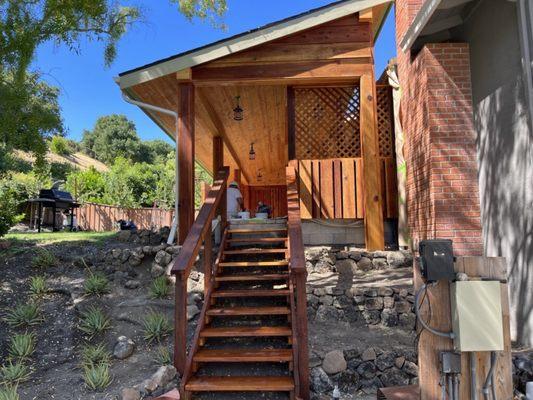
top-left (249, 142), bottom-right (256, 160)
top-left (233, 96), bottom-right (243, 121)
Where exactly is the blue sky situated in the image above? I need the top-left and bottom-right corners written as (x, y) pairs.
top-left (34, 1), bottom-right (396, 143)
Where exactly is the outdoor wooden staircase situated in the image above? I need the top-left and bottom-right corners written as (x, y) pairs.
top-left (170, 165), bottom-right (309, 400)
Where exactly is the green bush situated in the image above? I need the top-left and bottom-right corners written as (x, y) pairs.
top-left (142, 312), bottom-right (172, 343)
top-left (8, 333), bottom-right (36, 360)
top-left (149, 276), bottom-right (170, 299)
top-left (0, 187), bottom-right (23, 238)
top-left (31, 248), bottom-right (56, 269)
top-left (152, 346), bottom-right (172, 365)
top-left (50, 136), bottom-right (72, 156)
top-left (4, 303), bottom-right (42, 328)
top-left (81, 343), bottom-right (111, 368)
top-left (78, 307), bottom-right (111, 338)
top-left (0, 362), bottom-right (31, 385)
top-left (84, 271), bottom-right (109, 296)
top-left (28, 276), bottom-right (47, 297)
top-left (0, 385), bottom-right (20, 400)
top-left (83, 364), bottom-right (112, 390)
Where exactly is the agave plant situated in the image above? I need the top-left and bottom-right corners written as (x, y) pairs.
top-left (8, 332), bottom-right (36, 360)
top-left (142, 312), bottom-right (172, 343)
top-left (78, 307), bottom-right (111, 338)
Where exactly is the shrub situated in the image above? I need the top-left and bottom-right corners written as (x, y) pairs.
top-left (83, 364), bottom-right (112, 390)
top-left (78, 307), bottom-right (111, 338)
top-left (28, 276), bottom-right (47, 297)
top-left (0, 385), bottom-right (20, 400)
top-left (4, 304), bottom-right (42, 328)
top-left (81, 343), bottom-right (111, 368)
top-left (50, 136), bottom-right (72, 156)
top-left (149, 276), bottom-right (170, 299)
top-left (142, 312), bottom-right (172, 343)
top-left (84, 271), bottom-right (109, 296)
top-left (31, 248), bottom-right (56, 269)
top-left (0, 362), bottom-right (31, 385)
top-left (8, 333), bottom-right (36, 360)
top-left (152, 346), bottom-right (172, 365)
top-left (0, 187), bottom-right (24, 238)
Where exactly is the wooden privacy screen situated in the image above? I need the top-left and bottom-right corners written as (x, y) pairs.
top-left (376, 84), bottom-right (395, 157)
top-left (242, 185), bottom-right (288, 218)
top-left (293, 86), bottom-right (361, 159)
top-left (297, 158), bottom-right (397, 219)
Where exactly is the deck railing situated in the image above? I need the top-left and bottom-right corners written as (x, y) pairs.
top-left (286, 161), bottom-right (310, 399)
top-left (171, 166), bottom-right (229, 376)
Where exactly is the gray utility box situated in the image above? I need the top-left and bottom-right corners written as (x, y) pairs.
top-left (450, 281), bottom-right (504, 352)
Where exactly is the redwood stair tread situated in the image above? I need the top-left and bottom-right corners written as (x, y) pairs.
top-left (193, 348), bottom-right (293, 362)
top-left (200, 326), bottom-right (292, 337)
top-left (228, 228), bottom-right (288, 234)
top-left (207, 306), bottom-right (290, 316)
top-left (219, 261), bottom-right (289, 267)
top-left (223, 249), bottom-right (287, 255)
top-left (185, 376), bottom-right (295, 392)
top-left (226, 237), bottom-right (288, 243)
top-left (215, 273), bottom-right (289, 282)
top-left (212, 289), bottom-right (290, 298)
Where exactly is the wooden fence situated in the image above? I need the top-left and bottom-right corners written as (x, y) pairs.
top-left (296, 157), bottom-right (398, 220)
top-left (77, 202), bottom-right (174, 231)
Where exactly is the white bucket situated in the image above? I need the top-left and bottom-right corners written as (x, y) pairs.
top-left (238, 211), bottom-right (250, 219)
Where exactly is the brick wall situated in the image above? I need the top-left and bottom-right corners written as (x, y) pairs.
top-left (395, 3), bottom-right (483, 256)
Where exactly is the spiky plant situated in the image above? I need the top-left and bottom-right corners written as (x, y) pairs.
top-left (0, 362), bottom-right (31, 385)
top-left (8, 333), bottom-right (36, 360)
top-left (142, 312), bottom-right (172, 343)
top-left (31, 248), bottom-right (56, 269)
top-left (84, 271), bottom-right (110, 296)
top-left (149, 276), bottom-right (170, 299)
top-left (83, 364), bottom-right (112, 390)
top-left (0, 385), bottom-right (20, 400)
top-left (152, 346), bottom-right (172, 365)
top-left (28, 276), bottom-right (47, 297)
top-left (78, 307), bottom-right (111, 338)
top-left (4, 303), bottom-right (42, 328)
top-left (80, 343), bottom-right (111, 368)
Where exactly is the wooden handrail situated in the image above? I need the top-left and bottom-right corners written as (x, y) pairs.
top-left (171, 166), bottom-right (229, 375)
top-left (286, 161), bottom-right (310, 400)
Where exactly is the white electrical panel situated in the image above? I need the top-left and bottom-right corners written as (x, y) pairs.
top-left (450, 281), bottom-right (504, 352)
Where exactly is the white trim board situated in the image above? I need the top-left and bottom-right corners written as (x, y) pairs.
top-left (116, 0), bottom-right (391, 89)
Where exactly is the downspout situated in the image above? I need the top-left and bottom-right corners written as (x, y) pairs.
top-left (121, 91), bottom-right (180, 245)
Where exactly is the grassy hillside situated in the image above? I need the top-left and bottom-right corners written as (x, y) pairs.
top-left (14, 149), bottom-right (109, 173)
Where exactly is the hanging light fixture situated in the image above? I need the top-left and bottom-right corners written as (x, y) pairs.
top-left (249, 142), bottom-right (256, 160)
top-left (233, 95), bottom-right (243, 121)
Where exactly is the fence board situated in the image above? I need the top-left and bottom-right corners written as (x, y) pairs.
top-left (341, 159), bottom-right (356, 219)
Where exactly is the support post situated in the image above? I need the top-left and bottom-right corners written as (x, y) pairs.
top-left (360, 73), bottom-right (385, 250)
top-left (177, 82), bottom-right (195, 244)
top-left (174, 272), bottom-right (187, 375)
top-left (203, 232), bottom-right (212, 297)
top-left (213, 136), bottom-right (226, 226)
top-left (233, 169), bottom-right (241, 186)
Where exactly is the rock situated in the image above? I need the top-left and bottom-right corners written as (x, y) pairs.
top-left (151, 365), bottom-right (177, 388)
top-left (124, 280), bottom-right (141, 289)
top-left (332, 369), bottom-right (360, 391)
top-left (387, 251), bottom-right (406, 268)
top-left (117, 230), bottom-right (131, 242)
top-left (151, 264), bottom-right (165, 278)
top-left (376, 352), bottom-right (396, 371)
top-left (362, 310), bottom-right (381, 324)
top-left (121, 249), bottom-right (132, 263)
top-left (363, 288), bottom-right (378, 297)
top-left (314, 260), bottom-right (333, 273)
top-left (155, 250), bottom-right (172, 266)
top-left (403, 361), bottom-right (418, 376)
top-left (112, 248), bottom-right (122, 259)
top-left (380, 369), bottom-right (410, 387)
top-left (307, 294), bottom-right (320, 307)
top-left (336, 251), bottom-right (349, 260)
top-left (378, 287), bottom-right (394, 297)
top-left (359, 377), bottom-right (383, 389)
top-left (187, 304), bottom-right (200, 320)
top-left (394, 301), bottom-right (412, 313)
top-left (335, 259), bottom-right (357, 275)
top-left (343, 348), bottom-right (360, 361)
top-left (315, 305), bottom-right (340, 322)
top-left (373, 251), bottom-right (388, 258)
top-left (395, 357), bottom-right (405, 369)
top-left (383, 297), bottom-right (395, 309)
top-left (354, 296), bottom-right (365, 305)
top-left (320, 295), bottom-right (334, 306)
top-left (364, 297), bottom-right (383, 310)
top-left (356, 361), bottom-right (376, 379)
top-left (372, 258), bottom-right (388, 269)
top-left (361, 348), bottom-right (377, 361)
top-left (356, 257), bottom-right (373, 271)
top-left (347, 358), bottom-right (362, 371)
top-left (309, 353), bottom-right (322, 368)
top-left (114, 336), bottom-right (135, 359)
top-left (129, 256), bottom-right (142, 267)
top-left (399, 313), bottom-right (416, 328)
top-left (166, 245), bottom-right (181, 255)
top-left (381, 309), bottom-right (398, 327)
top-left (142, 246), bottom-right (153, 255)
top-left (310, 367), bottom-right (333, 393)
top-left (322, 350), bottom-right (347, 375)
top-left (399, 288), bottom-right (409, 298)
top-left (348, 251), bottom-right (362, 261)
top-left (121, 388), bottom-right (141, 400)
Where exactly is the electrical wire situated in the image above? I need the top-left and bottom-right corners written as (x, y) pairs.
top-left (415, 283), bottom-right (455, 339)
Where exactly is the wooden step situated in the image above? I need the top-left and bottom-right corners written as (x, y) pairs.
top-left (215, 273), bottom-right (289, 282)
top-left (212, 289), bottom-right (290, 298)
top-left (200, 326), bottom-right (292, 338)
top-left (207, 306), bottom-right (290, 316)
top-left (227, 237), bottom-right (288, 243)
top-left (228, 228), bottom-right (287, 234)
top-left (219, 261), bottom-right (289, 268)
top-left (193, 348), bottom-right (293, 363)
top-left (223, 249), bottom-right (287, 255)
top-left (185, 376), bottom-right (294, 392)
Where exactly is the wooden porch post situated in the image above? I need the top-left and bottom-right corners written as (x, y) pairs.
top-left (233, 169), bottom-right (241, 186)
top-left (360, 74), bottom-right (385, 250)
top-left (213, 136), bottom-right (226, 225)
top-left (178, 82), bottom-right (195, 244)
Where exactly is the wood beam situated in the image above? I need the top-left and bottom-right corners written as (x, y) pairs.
top-left (360, 73), bottom-right (384, 250)
top-left (233, 169), bottom-right (241, 186)
top-left (176, 68), bottom-right (192, 81)
top-left (213, 136), bottom-right (224, 174)
top-left (177, 82), bottom-right (195, 244)
top-left (359, 7), bottom-right (373, 22)
top-left (197, 89), bottom-right (252, 183)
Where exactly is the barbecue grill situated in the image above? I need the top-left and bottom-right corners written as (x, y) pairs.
top-left (28, 187), bottom-right (80, 232)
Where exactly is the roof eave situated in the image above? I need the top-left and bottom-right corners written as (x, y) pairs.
top-left (399, 0), bottom-right (442, 52)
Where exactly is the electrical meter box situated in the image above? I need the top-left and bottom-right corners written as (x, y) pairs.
top-left (450, 281), bottom-right (504, 352)
top-left (419, 239), bottom-right (455, 282)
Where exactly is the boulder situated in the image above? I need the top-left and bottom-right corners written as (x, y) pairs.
top-left (387, 251), bottom-right (406, 268)
top-left (117, 230), bottom-right (131, 242)
top-left (121, 388), bottom-right (141, 400)
top-left (114, 336), bottom-right (135, 360)
top-left (124, 280), bottom-right (141, 290)
top-left (381, 309), bottom-right (398, 327)
top-left (187, 304), bottom-right (200, 320)
top-left (399, 313), bottom-right (416, 329)
top-left (394, 357), bottom-right (406, 369)
top-left (380, 369), bottom-right (410, 387)
top-left (315, 305), bottom-right (340, 322)
top-left (362, 310), bottom-right (381, 325)
top-left (319, 295), bottom-right (334, 306)
top-left (383, 297), bottom-right (395, 309)
top-left (155, 250), bottom-right (172, 266)
top-left (378, 287), bottom-right (394, 297)
top-left (394, 301), bottom-right (412, 313)
top-left (356, 361), bottom-right (376, 379)
top-left (363, 288), bottom-right (378, 297)
top-left (129, 256), bottom-right (143, 267)
top-left (322, 350), bottom-right (347, 375)
top-left (364, 297), bottom-right (383, 310)
top-left (151, 264), bottom-right (165, 278)
top-left (332, 369), bottom-right (360, 391)
top-left (356, 257), bottom-right (373, 271)
top-left (151, 365), bottom-right (177, 389)
top-left (361, 347), bottom-right (377, 361)
top-left (375, 351), bottom-right (396, 371)
top-left (348, 251), bottom-right (362, 261)
top-left (335, 258), bottom-right (357, 275)
top-left (310, 367), bottom-right (333, 393)
top-left (403, 361), bottom-right (418, 376)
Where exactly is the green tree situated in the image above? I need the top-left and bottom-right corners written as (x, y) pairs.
top-left (0, 186), bottom-right (24, 237)
top-left (138, 140), bottom-right (174, 164)
top-left (50, 136), bottom-right (72, 156)
top-left (65, 167), bottom-right (106, 203)
top-left (85, 115), bottom-right (141, 164)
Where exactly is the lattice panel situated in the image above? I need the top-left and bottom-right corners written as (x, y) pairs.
top-left (377, 85), bottom-right (394, 157)
top-left (294, 87), bottom-right (361, 159)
